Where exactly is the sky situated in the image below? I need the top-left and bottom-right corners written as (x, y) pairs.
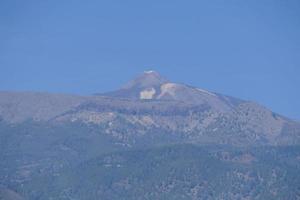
top-left (0, 0), bottom-right (300, 119)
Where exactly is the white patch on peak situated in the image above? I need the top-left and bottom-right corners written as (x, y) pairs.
top-left (144, 70), bottom-right (155, 74)
top-left (140, 88), bottom-right (156, 99)
top-left (157, 83), bottom-right (181, 98)
top-left (161, 83), bottom-right (181, 90)
top-left (195, 88), bottom-right (216, 97)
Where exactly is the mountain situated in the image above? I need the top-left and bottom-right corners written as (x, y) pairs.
top-left (1, 71), bottom-right (299, 146)
top-left (0, 71), bottom-right (300, 199)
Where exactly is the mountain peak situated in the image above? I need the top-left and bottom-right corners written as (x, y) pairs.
top-left (102, 71), bottom-right (223, 102)
top-left (101, 71), bottom-right (234, 109)
top-left (121, 71), bottom-right (168, 90)
top-left (143, 70), bottom-right (156, 74)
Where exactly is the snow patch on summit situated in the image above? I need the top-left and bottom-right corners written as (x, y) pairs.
top-left (158, 83), bottom-right (181, 98)
top-left (144, 70), bottom-right (155, 74)
top-left (140, 88), bottom-right (156, 99)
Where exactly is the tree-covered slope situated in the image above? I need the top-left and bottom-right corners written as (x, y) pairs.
top-left (13, 145), bottom-right (300, 200)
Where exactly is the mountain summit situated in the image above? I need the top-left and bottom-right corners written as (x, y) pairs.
top-left (122, 71), bottom-right (169, 90)
top-left (103, 71), bottom-right (169, 100)
top-left (101, 71), bottom-right (240, 111)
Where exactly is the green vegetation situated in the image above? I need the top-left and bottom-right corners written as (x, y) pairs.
top-left (1, 120), bottom-right (300, 199)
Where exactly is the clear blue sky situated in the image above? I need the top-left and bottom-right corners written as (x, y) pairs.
top-left (0, 0), bottom-right (300, 119)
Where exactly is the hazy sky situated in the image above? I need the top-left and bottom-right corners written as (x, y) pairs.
top-left (0, 0), bottom-right (300, 119)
